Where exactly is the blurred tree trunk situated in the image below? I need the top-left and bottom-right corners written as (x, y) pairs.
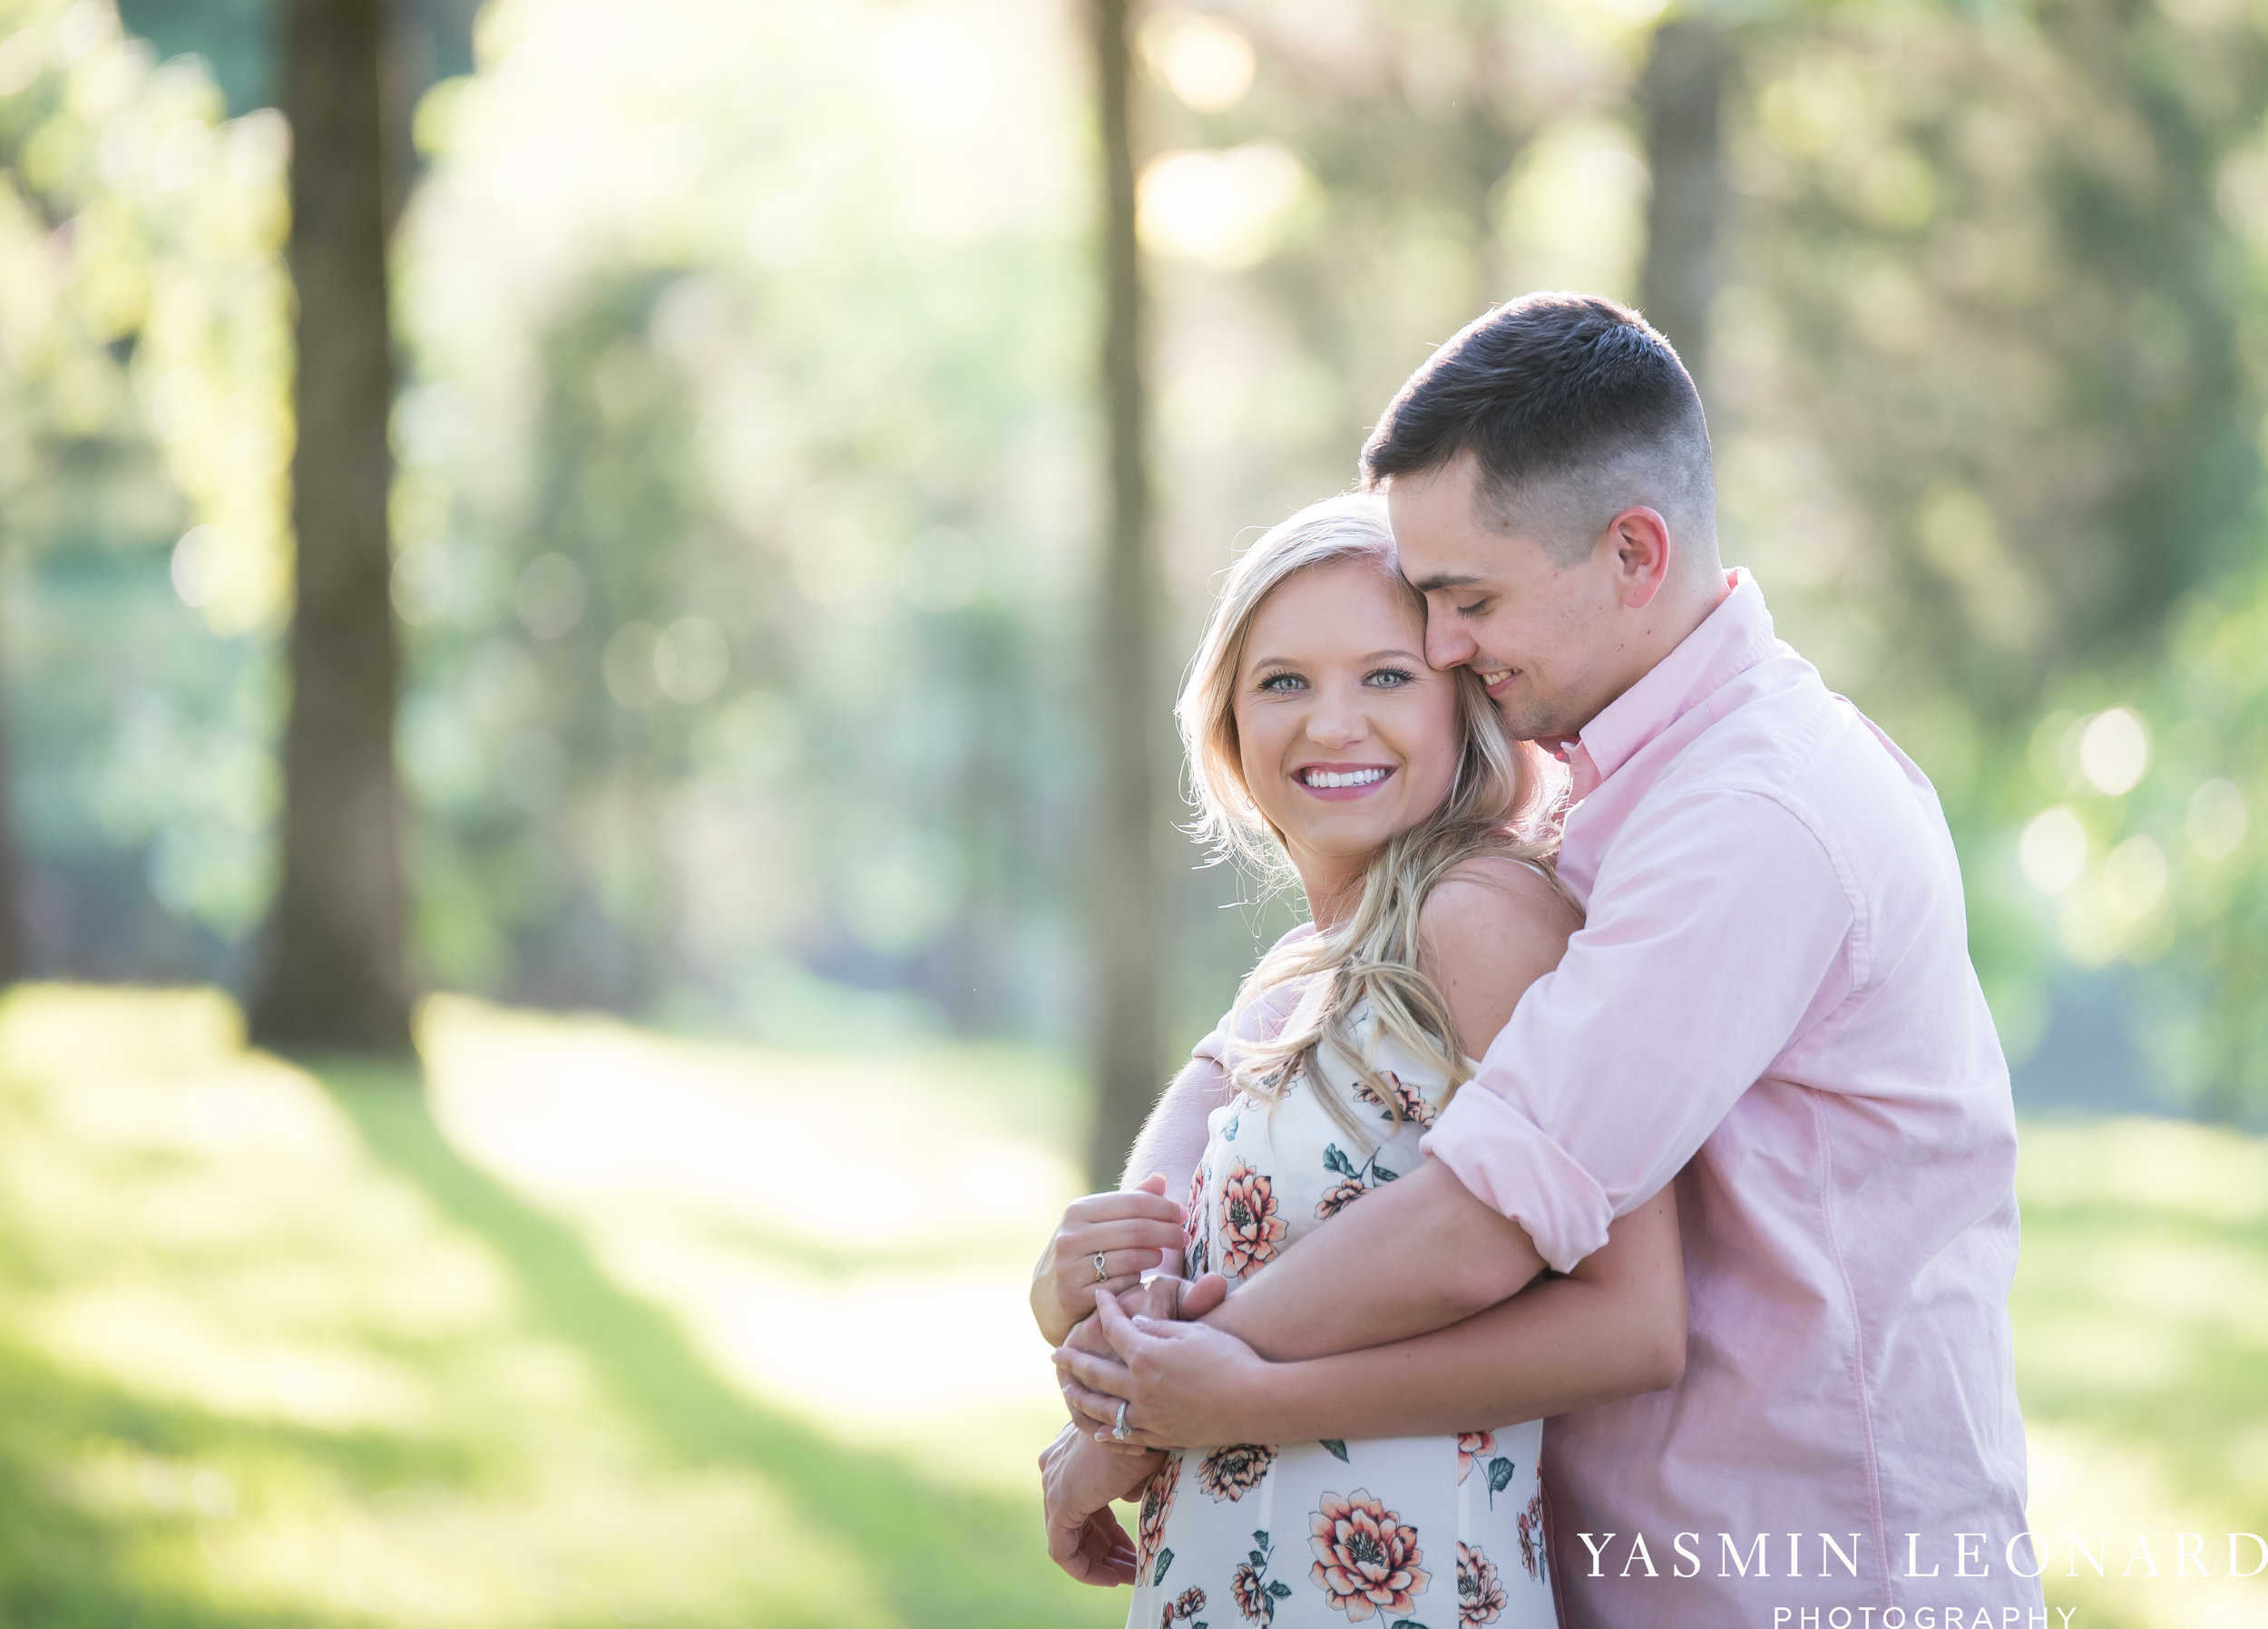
top-left (1638, 15), bottom-right (1730, 399)
top-left (250, 0), bottom-right (413, 1054)
top-left (1085, 0), bottom-right (1165, 1187)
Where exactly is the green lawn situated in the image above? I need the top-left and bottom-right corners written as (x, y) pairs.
top-left (0, 984), bottom-right (2260, 1628)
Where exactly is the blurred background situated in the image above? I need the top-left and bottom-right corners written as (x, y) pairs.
top-left (0, 0), bottom-right (2263, 1624)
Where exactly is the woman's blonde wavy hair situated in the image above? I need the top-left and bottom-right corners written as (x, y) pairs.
top-left (1176, 493), bottom-right (1569, 1147)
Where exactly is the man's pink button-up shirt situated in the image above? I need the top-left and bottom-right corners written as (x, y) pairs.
top-left (1422, 569), bottom-right (2035, 1624)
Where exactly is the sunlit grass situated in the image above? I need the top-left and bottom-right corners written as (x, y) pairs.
top-left (2014, 1117), bottom-right (2268, 1629)
top-left (0, 985), bottom-right (2262, 1627)
top-left (0, 983), bottom-right (1117, 1628)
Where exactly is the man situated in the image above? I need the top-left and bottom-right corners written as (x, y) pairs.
top-left (1048, 294), bottom-right (2038, 1625)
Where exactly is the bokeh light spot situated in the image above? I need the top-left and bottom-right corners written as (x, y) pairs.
top-left (514, 553), bottom-right (586, 640)
top-left (2019, 805), bottom-right (2088, 894)
top-left (2102, 833), bottom-right (2167, 921)
top-left (2077, 707), bottom-right (2149, 796)
top-left (1137, 143), bottom-right (1308, 270)
top-left (1150, 14), bottom-right (1255, 113)
top-left (2186, 777), bottom-right (2248, 861)
top-left (171, 525), bottom-right (222, 608)
top-left (654, 617), bottom-right (729, 705)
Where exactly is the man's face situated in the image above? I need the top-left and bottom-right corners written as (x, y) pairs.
top-left (1387, 452), bottom-right (1630, 748)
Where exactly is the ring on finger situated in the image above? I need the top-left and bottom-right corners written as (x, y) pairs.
top-left (1111, 1400), bottom-right (1131, 1442)
top-left (1091, 1251), bottom-right (1110, 1283)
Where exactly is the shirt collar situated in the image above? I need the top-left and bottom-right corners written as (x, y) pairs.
top-left (1577, 567), bottom-right (1777, 787)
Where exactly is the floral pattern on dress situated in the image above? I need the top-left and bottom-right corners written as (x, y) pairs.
top-left (1455, 1431), bottom-right (1495, 1484)
top-left (1217, 1163), bottom-right (1287, 1278)
top-left (1232, 1559), bottom-right (1268, 1622)
top-left (1198, 1443), bottom-right (1276, 1502)
top-left (1161, 1585), bottom-right (1207, 1625)
top-left (1315, 1141), bottom-right (1400, 1221)
top-left (1457, 1540), bottom-right (1506, 1626)
top-left (1516, 1488), bottom-right (1548, 1583)
top-left (1184, 1165), bottom-right (1210, 1276)
top-left (1135, 994), bottom-right (1548, 1629)
top-left (1307, 1488), bottom-right (1429, 1621)
top-left (1139, 1453), bottom-right (1182, 1585)
top-left (1231, 1529), bottom-right (1295, 1624)
top-left (1354, 1069), bottom-right (1437, 1130)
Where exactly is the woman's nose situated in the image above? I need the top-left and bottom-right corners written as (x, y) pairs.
top-left (1305, 688), bottom-right (1368, 748)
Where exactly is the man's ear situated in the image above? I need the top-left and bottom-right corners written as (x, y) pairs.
top-left (1608, 506), bottom-right (1673, 610)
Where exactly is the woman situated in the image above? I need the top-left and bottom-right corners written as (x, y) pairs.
top-left (1031, 494), bottom-right (1686, 1627)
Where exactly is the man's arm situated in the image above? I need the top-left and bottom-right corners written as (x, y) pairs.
top-left (1199, 791), bottom-right (1853, 1362)
top-left (1203, 1158), bottom-right (1544, 1359)
top-left (1059, 1183), bottom-right (1684, 1448)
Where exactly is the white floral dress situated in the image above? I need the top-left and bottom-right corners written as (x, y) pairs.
top-left (1128, 1000), bottom-right (1553, 1629)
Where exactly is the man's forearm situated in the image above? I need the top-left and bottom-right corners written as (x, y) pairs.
top-left (1202, 1158), bottom-right (1547, 1361)
top-left (1216, 1271), bottom-right (1679, 1442)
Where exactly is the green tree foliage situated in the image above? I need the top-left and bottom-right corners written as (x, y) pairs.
top-left (389, 0), bottom-right (1102, 1038)
top-left (1712, 1), bottom-right (2268, 1112)
top-left (0, 0), bottom-right (288, 978)
top-left (1721, 4), bottom-right (2267, 720)
top-left (5, 0), bottom-right (2263, 1112)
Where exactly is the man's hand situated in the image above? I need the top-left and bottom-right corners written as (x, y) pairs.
top-left (1055, 1282), bottom-right (1266, 1451)
top-left (1030, 1175), bottom-right (1189, 1347)
top-left (1039, 1421), bottom-right (1158, 1585)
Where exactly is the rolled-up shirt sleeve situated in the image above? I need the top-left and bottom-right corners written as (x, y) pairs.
top-left (1422, 787), bottom-right (1856, 1273)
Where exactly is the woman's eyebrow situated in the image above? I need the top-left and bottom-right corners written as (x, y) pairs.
top-left (1364, 649), bottom-right (1423, 663)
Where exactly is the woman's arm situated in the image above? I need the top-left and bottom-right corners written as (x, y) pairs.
top-left (1059, 1185), bottom-right (1683, 1448)
top-left (1121, 1052), bottom-right (1232, 1189)
top-left (1029, 1054), bottom-right (1230, 1346)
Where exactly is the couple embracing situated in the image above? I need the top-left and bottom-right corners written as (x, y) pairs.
top-left (1031, 294), bottom-right (2038, 1628)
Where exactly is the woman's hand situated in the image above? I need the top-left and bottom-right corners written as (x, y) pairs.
top-left (1054, 1285), bottom-right (1272, 1450)
top-left (1039, 1420), bottom-right (1159, 1585)
top-left (1030, 1174), bottom-right (1188, 1346)
top-left (1056, 1273), bottom-right (1228, 1449)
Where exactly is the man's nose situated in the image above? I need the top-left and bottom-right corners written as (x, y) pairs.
top-left (1425, 606), bottom-right (1476, 670)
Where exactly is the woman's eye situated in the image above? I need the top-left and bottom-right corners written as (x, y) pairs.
top-left (1366, 668), bottom-right (1418, 688)
top-left (1257, 672), bottom-right (1305, 694)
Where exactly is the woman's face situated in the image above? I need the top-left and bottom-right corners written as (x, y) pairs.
top-left (1232, 556), bottom-right (1464, 894)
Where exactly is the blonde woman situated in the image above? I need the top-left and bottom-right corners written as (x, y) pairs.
top-left (1031, 494), bottom-right (1685, 1627)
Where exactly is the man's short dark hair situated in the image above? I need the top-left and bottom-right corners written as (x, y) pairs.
top-left (1361, 292), bottom-right (1716, 563)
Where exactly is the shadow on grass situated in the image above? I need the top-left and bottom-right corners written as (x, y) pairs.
top-left (314, 1059), bottom-right (1116, 1629)
top-left (0, 1328), bottom-right (357, 1629)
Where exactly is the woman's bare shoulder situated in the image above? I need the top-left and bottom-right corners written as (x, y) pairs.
top-left (1416, 854), bottom-right (1579, 1054)
top-left (1420, 854), bottom-right (1581, 952)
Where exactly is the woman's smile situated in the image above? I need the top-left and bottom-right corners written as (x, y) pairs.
top-left (1224, 554), bottom-right (1465, 920)
top-left (1293, 762), bottom-right (1399, 799)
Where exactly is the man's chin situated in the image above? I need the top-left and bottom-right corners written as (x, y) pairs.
top-left (1486, 697), bottom-right (1569, 749)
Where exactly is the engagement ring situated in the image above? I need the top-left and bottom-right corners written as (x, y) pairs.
top-left (1111, 1400), bottom-right (1131, 1442)
top-left (1091, 1251), bottom-right (1109, 1283)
